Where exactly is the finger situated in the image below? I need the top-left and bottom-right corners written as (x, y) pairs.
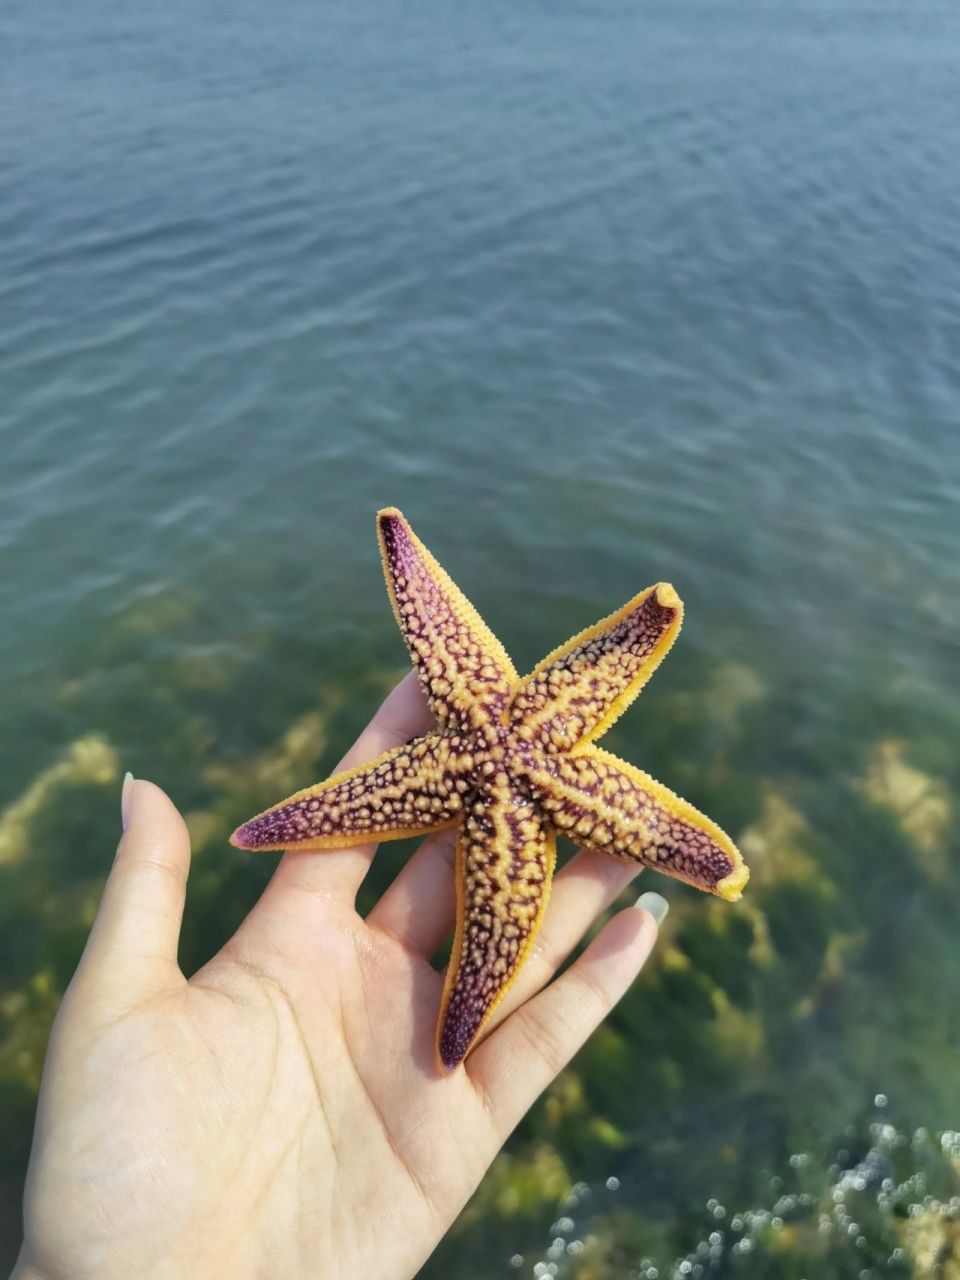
top-left (265, 672), bottom-right (434, 902)
top-left (482, 848), bottom-right (642, 1033)
top-left (366, 826), bottom-right (458, 954)
top-left (78, 775), bottom-right (191, 995)
top-left (468, 895), bottom-right (665, 1137)
top-left (369, 838), bottom-right (636, 967)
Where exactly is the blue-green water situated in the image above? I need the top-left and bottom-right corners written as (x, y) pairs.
top-left (2, 0), bottom-right (959, 1273)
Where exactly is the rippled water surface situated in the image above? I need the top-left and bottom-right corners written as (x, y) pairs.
top-left (2, 0), bottom-right (959, 1273)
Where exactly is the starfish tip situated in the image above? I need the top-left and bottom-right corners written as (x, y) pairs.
top-left (376, 506), bottom-right (405, 528)
top-left (229, 822), bottom-right (258, 850)
top-left (377, 508), bottom-right (412, 560)
top-left (437, 1023), bottom-right (470, 1072)
top-left (655, 582), bottom-right (682, 610)
top-left (716, 858), bottom-right (750, 901)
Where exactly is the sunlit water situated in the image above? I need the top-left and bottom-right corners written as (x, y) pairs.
top-left (514, 1100), bottom-right (960, 1278)
top-left (1, 0), bottom-right (959, 1272)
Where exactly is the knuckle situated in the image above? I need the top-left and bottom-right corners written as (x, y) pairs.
top-left (115, 853), bottom-right (187, 893)
top-left (521, 1001), bottom-right (574, 1075)
top-left (576, 968), bottom-right (613, 1018)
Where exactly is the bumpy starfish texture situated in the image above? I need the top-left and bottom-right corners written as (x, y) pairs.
top-left (231, 509), bottom-right (749, 1070)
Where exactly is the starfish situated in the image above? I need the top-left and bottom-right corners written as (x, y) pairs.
top-left (231, 509), bottom-right (748, 1069)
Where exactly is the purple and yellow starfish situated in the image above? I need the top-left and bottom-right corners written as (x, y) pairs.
top-left (231, 509), bottom-right (748, 1069)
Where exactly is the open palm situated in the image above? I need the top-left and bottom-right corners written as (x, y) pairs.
top-left (16, 673), bottom-right (661, 1280)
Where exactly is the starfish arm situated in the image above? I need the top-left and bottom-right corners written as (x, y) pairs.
top-left (524, 746), bottom-right (748, 900)
top-left (230, 732), bottom-right (462, 852)
top-left (510, 583), bottom-right (683, 753)
top-left (377, 508), bottom-right (518, 734)
top-left (437, 781), bottom-right (556, 1069)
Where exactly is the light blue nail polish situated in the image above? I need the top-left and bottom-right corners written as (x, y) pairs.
top-left (635, 891), bottom-right (669, 925)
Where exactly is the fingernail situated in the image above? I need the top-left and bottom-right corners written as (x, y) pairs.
top-left (121, 772), bottom-right (135, 831)
top-left (635, 891), bottom-right (669, 926)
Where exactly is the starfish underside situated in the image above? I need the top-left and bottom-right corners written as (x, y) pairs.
top-left (232, 509), bottom-right (749, 1069)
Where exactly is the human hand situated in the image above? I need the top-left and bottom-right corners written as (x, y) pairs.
top-left (15, 673), bottom-right (664, 1280)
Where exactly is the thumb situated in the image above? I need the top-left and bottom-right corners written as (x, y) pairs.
top-left (77, 774), bottom-right (191, 998)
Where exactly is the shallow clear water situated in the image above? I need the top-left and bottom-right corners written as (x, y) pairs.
top-left (1, 0), bottom-right (959, 1272)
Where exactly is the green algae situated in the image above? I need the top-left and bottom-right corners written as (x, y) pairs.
top-left (1, 639), bottom-right (958, 1275)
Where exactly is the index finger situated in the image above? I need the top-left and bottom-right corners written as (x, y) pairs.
top-left (259, 671), bottom-right (435, 905)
